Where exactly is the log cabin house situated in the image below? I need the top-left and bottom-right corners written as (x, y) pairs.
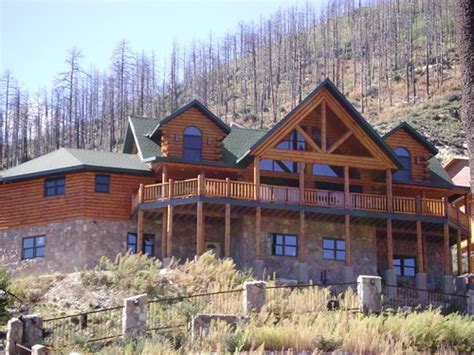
top-left (0, 79), bottom-right (471, 291)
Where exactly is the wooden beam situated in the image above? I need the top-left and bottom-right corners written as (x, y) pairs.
top-left (456, 229), bottom-right (462, 275)
top-left (262, 148), bottom-right (388, 170)
top-left (387, 219), bottom-right (393, 270)
top-left (166, 205), bottom-right (173, 257)
top-left (386, 169), bottom-right (393, 212)
top-left (299, 162), bottom-right (305, 204)
top-left (196, 201), bottom-right (205, 255)
top-left (137, 210), bottom-right (144, 254)
top-left (416, 221), bottom-right (424, 273)
top-left (321, 101), bottom-right (327, 152)
top-left (161, 209), bottom-right (167, 259)
top-left (225, 204), bottom-right (231, 257)
top-left (345, 214), bottom-right (351, 266)
top-left (344, 166), bottom-right (350, 209)
top-left (299, 211), bottom-right (305, 262)
top-left (295, 125), bottom-right (321, 152)
top-left (162, 164), bottom-right (168, 183)
top-left (254, 157), bottom-right (260, 200)
top-left (256, 207), bottom-right (262, 259)
top-left (327, 130), bottom-right (352, 154)
top-left (443, 223), bottom-right (451, 275)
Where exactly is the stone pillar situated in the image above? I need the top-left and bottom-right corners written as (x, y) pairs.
top-left (252, 259), bottom-right (265, 280)
top-left (32, 344), bottom-right (49, 355)
top-left (443, 274), bottom-right (454, 294)
top-left (122, 294), bottom-right (148, 337)
top-left (297, 262), bottom-right (309, 283)
top-left (384, 269), bottom-right (397, 299)
top-left (6, 318), bottom-right (23, 355)
top-left (467, 289), bottom-right (474, 316)
top-left (454, 276), bottom-right (467, 295)
top-left (243, 281), bottom-right (266, 314)
top-left (357, 275), bottom-right (382, 314)
top-left (415, 273), bottom-right (427, 300)
top-left (343, 266), bottom-right (354, 284)
top-left (22, 314), bottom-right (43, 347)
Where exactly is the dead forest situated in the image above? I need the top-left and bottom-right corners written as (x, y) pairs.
top-left (0, 0), bottom-right (461, 170)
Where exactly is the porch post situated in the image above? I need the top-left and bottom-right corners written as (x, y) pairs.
top-left (137, 184), bottom-right (144, 253)
top-left (385, 219), bottom-right (397, 298)
top-left (416, 221), bottom-right (427, 293)
top-left (386, 169), bottom-right (393, 212)
top-left (344, 166), bottom-right (350, 209)
top-left (344, 214), bottom-right (354, 283)
top-left (161, 209), bottom-right (167, 259)
top-left (443, 223), bottom-right (454, 293)
top-left (225, 204), bottom-right (231, 258)
top-left (254, 157), bottom-right (260, 201)
top-left (166, 180), bottom-right (174, 257)
top-left (321, 101), bottom-right (327, 152)
top-left (255, 207), bottom-right (262, 259)
top-left (299, 163), bottom-right (305, 204)
top-left (196, 201), bottom-right (205, 256)
top-left (457, 229), bottom-right (463, 275)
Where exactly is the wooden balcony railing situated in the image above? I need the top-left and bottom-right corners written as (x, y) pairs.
top-left (131, 177), bottom-right (470, 230)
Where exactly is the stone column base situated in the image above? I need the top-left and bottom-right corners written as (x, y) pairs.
top-left (343, 266), bottom-right (355, 284)
top-left (384, 269), bottom-right (397, 299)
top-left (443, 275), bottom-right (454, 294)
top-left (415, 273), bottom-right (427, 299)
top-left (296, 262), bottom-right (309, 283)
top-left (252, 260), bottom-right (265, 280)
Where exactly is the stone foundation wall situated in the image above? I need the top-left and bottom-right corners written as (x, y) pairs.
top-left (376, 234), bottom-right (445, 289)
top-left (234, 215), bottom-right (378, 283)
top-left (0, 219), bottom-right (147, 276)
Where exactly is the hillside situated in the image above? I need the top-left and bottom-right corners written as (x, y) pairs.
top-left (3, 254), bottom-right (473, 353)
top-left (0, 0), bottom-right (465, 169)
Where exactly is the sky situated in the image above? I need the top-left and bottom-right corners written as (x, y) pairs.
top-left (1, 0), bottom-right (303, 92)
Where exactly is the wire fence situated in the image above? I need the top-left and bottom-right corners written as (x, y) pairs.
top-left (42, 305), bottom-right (123, 349)
top-left (382, 284), bottom-right (468, 312)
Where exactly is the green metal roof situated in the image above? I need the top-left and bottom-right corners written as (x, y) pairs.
top-left (123, 117), bottom-right (162, 159)
top-left (222, 126), bottom-right (267, 166)
top-left (0, 148), bottom-right (152, 182)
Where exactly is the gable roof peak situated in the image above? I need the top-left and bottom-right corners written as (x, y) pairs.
top-left (148, 99), bottom-right (231, 138)
top-left (383, 121), bottom-right (438, 155)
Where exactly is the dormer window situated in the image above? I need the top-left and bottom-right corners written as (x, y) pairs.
top-left (183, 126), bottom-right (202, 161)
top-left (393, 147), bottom-right (411, 181)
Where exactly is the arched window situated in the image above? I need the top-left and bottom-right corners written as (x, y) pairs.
top-left (183, 126), bottom-right (202, 161)
top-left (393, 147), bottom-right (411, 181)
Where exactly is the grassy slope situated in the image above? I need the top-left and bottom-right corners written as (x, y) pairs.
top-left (6, 254), bottom-right (474, 354)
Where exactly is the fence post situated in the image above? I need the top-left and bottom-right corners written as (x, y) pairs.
top-left (357, 275), bottom-right (382, 314)
top-left (243, 281), bottom-right (266, 314)
top-left (467, 289), bottom-right (474, 316)
top-left (122, 294), bottom-right (148, 337)
top-left (22, 314), bottom-right (43, 348)
top-left (32, 344), bottom-right (49, 355)
top-left (6, 318), bottom-right (23, 355)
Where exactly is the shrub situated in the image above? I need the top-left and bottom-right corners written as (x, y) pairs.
top-left (0, 267), bottom-right (11, 313)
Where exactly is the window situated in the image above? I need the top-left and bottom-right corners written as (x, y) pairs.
top-left (272, 234), bottom-right (298, 257)
top-left (127, 233), bottom-right (155, 256)
top-left (323, 238), bottom-right (346, 261)
top-left (22, 236), bottom-right (46, 260)
top-left (183, 126), bottom-right (202, 161)
top-left (393, 256), bottom-right (416, 277)
top-left (313, 164), bottom-right (339, 177)
top-left (95, 175), bottom-right (110, 193)
top-left (393, 147), bottom-right (411, 181)
top-left (44, 177), bottom-right (65, 196)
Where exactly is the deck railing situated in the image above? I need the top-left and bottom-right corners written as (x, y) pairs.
top-left (131, 177), bottom-right (469, 230)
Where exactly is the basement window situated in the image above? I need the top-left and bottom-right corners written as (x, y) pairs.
top-left (323, 238), bottom-right (346, 261)
top-left (95, 175), bottom-right (110, 193)
top-left (127, 233), bottom-right (155, 256)
top-left (22, 236), bottom-right (46, 260)
top-left (44, 177), bottom-right (65, 196)
top-left (393, 256), bottom-right (416, 277)
top-left (272, 234), bottom-right (298, 257)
